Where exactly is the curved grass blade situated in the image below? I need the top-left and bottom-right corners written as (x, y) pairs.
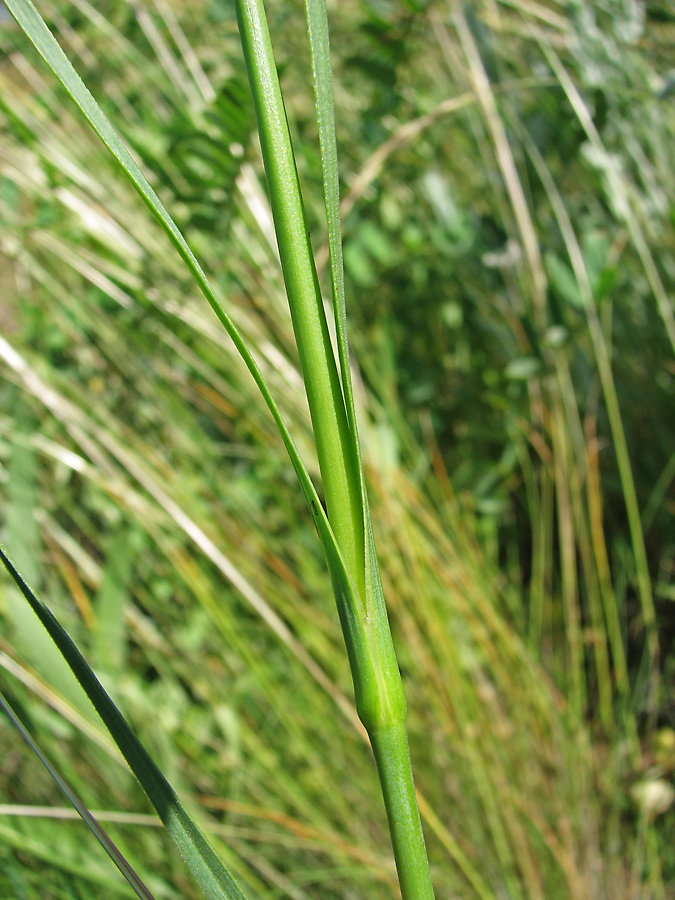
top-left (304, 0), bottom-right (384, 625)
top-left (0, 543), bottom-right (247, 900)
top-left (4, 0), bottom-right (380, 706)
top-left (232, 0), bottom-right (406, 724)
top-left (303, 0), bottom-right (387, 646)
top-left (0, 690), bottom-right (157, 900)
top-left (233, 0), bottom-right (366, 603)
top-left (2, 0), bottom-right (351, 593)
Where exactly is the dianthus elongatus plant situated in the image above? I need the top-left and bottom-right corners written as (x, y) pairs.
top-left (235, 2), bottom-right (435, 898)
top-left (4, 0), bottom-right (435, 897)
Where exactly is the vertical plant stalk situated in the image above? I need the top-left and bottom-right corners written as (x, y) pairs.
top-left (233, 0), bottom-right (365, 601)
top-left (234, 1), bottom-right (434, 898)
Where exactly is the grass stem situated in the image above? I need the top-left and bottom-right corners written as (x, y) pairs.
top-left (369, 725), bottom-right (435, 900)
top-left (234, 0), bottom-right (365, 602)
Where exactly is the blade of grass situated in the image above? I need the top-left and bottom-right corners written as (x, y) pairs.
top-left (0, 690), bottom-right (157, 900)
top-left (304, 0), bottom-right (357, 449)
top-left (0, 542), bottom-right (248, 900)
top-left (232, 0), bottom-right (366, 600)
top-left (303, 0), bottom-right (402, 702)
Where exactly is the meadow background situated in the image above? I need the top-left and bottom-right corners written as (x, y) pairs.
top-left (0, 0), bottom-right (674, 897)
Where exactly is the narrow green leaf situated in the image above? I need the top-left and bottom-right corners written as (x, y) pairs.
top-left (302, 11), bottom-right (433, 896)
top-left (0, 690), bottom-right (156, 900)
top-left (0, 543), bottom-right (247, 900)
top-left (3, 0), bottom-right (363, 644)
top-left (303, 0), bottom-right (380, 629)
top-left (304, 0), bottom-right (359, 447)
top-left (232, 0), bottom-right (402, 731)
top-left (234, 0), bottom-right (366, 603)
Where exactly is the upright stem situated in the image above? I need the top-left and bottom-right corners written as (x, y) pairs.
top-left (234, 0), bottom-right (366, 602)
top-left (234, 2), bottom-right (435, 897)
top-left (370, 725), bottom-right (436, 900)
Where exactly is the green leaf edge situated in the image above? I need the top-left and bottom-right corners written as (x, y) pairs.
top-left (0, 543), bottom-right (246, 900)
top-left (0, 689), bottom-right (156, 900)
top-left (304, 0), bottom-right (358, 445)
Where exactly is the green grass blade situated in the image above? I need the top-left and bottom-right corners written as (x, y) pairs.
top-left (302, 0), bottom-right (396, 670)
top-left (232, 0), bottom-right (407, 731)
top-left (4, 0), bottom-right (367, 661)
top-left (0, 543), bottom-right (247, 900)
top-left (0, 691), bottom-right (157, 900)
top-left (304, 0), bottom-right (387, 639)
top-left (304, 0), bottom-right (358, 447)
top-left (297, 6), bottom-right (434, 897)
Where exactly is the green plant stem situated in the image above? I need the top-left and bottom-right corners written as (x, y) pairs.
top-left (234, 2), bottom-right (434, 897)
top-left (234, 0), bottom-right (365, 602)
top-left (370, 725), bottom-right (436, 900)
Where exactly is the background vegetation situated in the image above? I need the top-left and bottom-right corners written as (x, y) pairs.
top-left (1, 0), bottom-right (674, 897)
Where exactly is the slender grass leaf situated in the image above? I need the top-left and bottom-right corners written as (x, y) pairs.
top-left (4, 0), bottom-right (369, 678)
top-left (234, 0), bottom-right (367, 605)
top-left (232, 0), bottom-right (408, 729)
top-left (304, 0), bottom-right (358, 447)
top-left (245, 4), bottom-right (432, 894)
top-left (0, 691), bottom-right (156, 900)
top-left (0, 543), bottom-right (247, 900)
